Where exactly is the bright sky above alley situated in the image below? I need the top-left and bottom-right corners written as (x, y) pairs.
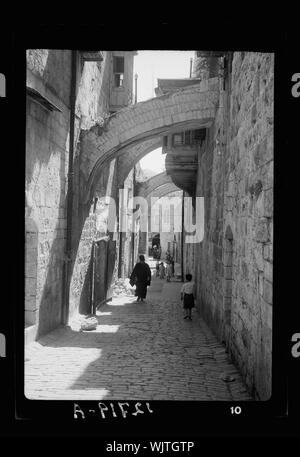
top-left (134, 51), bottom-right (195, 174)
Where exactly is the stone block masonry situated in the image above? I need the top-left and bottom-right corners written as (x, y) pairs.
top-left (25, 50), bottom-right (273, 403)
top-left (69, 157), bottom-right (121, 319)
top-left (194, 52), bottom-right (274, 400)
top-left (80, 83), bottom-right (219, 202)
top-left (26, 92), bottom-right (70, 336)
top-left (25, 51), bottom-right (114, 338)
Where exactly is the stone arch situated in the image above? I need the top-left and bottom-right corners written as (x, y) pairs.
top-left (66, 79), bottom-right (218, 321)
top-left (80, 79), bottom-right (219, 203)
top-left (117, 137), bottom-right (162, 186)
top-left (135, 172), bottom-right (175, 199)
top-left (147, 185), bottom-right (182, 231)
top-left (223, 225), bottom-right (234, 347)
top-left (146, 183), bottom-right (180, 204)
top-left (134, 175), bottom-right (175, 257)
top-left (136, 180), bottom-right (179, 251)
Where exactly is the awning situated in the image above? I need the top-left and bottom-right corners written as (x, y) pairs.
top-left (81, 51), bottom-right (104, 62)
top-left (26, 86), bottom-right (62, 112)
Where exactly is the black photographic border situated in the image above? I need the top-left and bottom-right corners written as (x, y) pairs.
top-left (0, 21), bottom-right (298, 438)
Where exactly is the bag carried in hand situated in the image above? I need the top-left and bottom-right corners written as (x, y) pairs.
top-left (129, 276), bottom-right (137, 287)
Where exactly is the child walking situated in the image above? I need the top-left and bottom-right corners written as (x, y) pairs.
top-left (180, 274), bottom-right (195, 320)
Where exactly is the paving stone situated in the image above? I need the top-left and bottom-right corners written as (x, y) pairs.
top-left (25, 277), bottom-right (252, 401)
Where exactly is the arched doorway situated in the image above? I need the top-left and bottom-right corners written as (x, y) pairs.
top-left (152, 234), bottom-right (160, 246)
top-left (151, 233), bottom-right (160, 259)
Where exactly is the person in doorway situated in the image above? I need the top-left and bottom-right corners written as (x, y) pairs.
top-left (153, 245), bottom-right (157, 259)
top-left (180, 273), bottom-right (195, 320)
top-left (130, 255), bottom-right (151, 302)
top-left (157, 245), bottom-right (161, 260)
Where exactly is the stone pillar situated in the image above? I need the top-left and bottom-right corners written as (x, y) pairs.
top-left (138, 230), bottom-right (148, 256)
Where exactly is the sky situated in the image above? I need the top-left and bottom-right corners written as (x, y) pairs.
top-left (133, 51), bottom-right (195, 174)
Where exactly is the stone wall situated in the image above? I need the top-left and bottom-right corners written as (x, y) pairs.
top-left (26, 50), bottom-right (72, 337)
top-left (76, 52), bottom-right (111, 130)
top-left (68, 52), bottom-right (139, 319)
top-left (79, 81), bottom-right (219, 199)
top-left (194, 52), bottom-right (274, 400)
top-left (69, 158), bottom-right (119, 318)
top-left (109, 51), bottom-right (135, 110)
top-left (192, 52), bottom-right (222, 80)
top-left (27, 49), bottom-right (72, 107)
top-left (69, 153), bottom-right (139, 317)
top-left (26, 50), bottom-right (115, 337)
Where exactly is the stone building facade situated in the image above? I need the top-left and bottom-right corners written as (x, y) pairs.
top-left (25, 49), bottom-right (273, 401)
top-left (25, 50), bottom-right (137, 341)
top-left (179, 52), bottom-right (273, 399)
top-left (154, 51), bottom-right (273, 399)
top-left (26, 50), bottom-right (73, 339)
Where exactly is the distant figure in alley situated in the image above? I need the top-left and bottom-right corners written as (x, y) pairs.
top-left (155, 260), bottom-right (160, 277)
top-left (166, 262), bottom-right (172, 282)
top-left (159, 262), bottom-right (166, 279)
top-left (130, 255), bottom-right (152, 302)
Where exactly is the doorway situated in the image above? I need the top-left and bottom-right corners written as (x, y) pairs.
top-left (151, 233), bottom-right (160, 259)
top-left (91, 236), bottom-right (116, 314)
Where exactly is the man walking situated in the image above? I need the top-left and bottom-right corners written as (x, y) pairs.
top-left (130, 255), bottom-right (152, 302)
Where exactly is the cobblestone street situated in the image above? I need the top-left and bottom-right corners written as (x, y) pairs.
top-left (25, 270), bottom-right (253, 401)
top-left (24, 50), bottom-right (274, 402)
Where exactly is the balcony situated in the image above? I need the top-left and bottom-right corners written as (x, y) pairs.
top-left (164, 129), bottom-right (206, 197)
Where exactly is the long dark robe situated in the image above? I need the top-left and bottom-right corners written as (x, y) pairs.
top-left (130, 261), bottom-right (151, 299)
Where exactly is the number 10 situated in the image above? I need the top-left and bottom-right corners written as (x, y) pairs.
top-left (230, 406), bottom-right (242, 414)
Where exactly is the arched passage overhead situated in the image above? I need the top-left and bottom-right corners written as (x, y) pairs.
top-left (136, 179), bottom-right (181, 257)
top-left (117, 137), bottom-right (162, 186)
top-left (146, 183), bottom-right (181, 203)
top-left (135, 172), bottom-right (174, 199)
top-left (80, 78), bottom-right (219, 203)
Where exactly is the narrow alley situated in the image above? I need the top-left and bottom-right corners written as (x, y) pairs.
top-left (25, 50), bottom-right (273, 401)
top-left (25, 259), bottom-right (252, 401)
